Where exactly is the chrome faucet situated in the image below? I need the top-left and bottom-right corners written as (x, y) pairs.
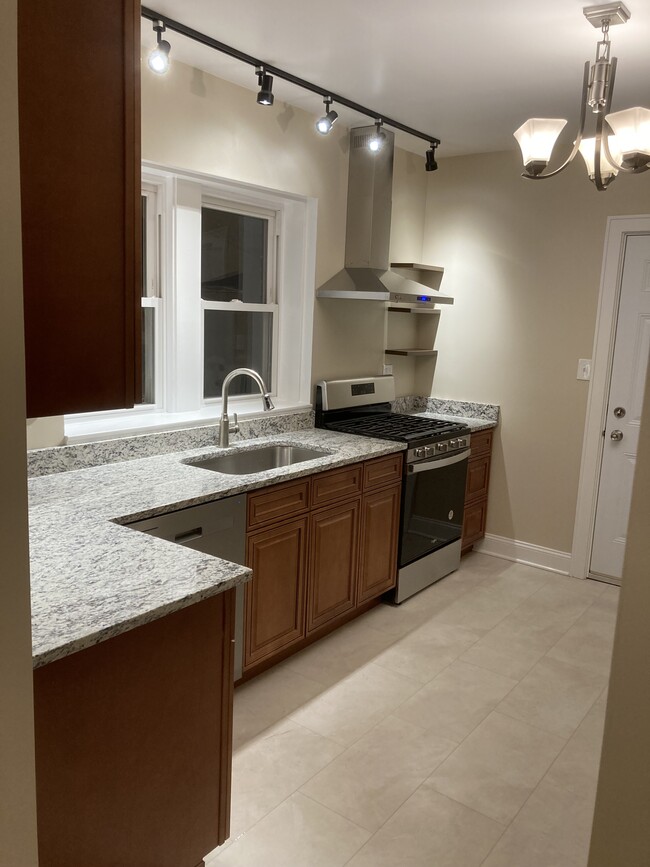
top-left (219, 368), bottom-right (275, 447)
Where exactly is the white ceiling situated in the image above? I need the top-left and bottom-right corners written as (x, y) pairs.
top-left (143, 0), bottom-right (650, 157)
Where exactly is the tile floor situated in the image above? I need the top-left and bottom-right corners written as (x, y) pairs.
top-left (207, 552), bottom-right (618, 867)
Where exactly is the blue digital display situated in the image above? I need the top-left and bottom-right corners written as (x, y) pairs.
top-left (417, 296), bottom-right (431, 302)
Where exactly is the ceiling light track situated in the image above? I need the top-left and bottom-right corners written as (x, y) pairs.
top-left (141, 6), bottom-right (441, 155)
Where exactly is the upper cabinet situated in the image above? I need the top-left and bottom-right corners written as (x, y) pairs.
top-left (18, 0), bottom-right (141, 418)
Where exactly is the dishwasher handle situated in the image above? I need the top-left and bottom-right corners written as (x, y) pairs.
top-left (174, 526), bottom-right (203, 544)
top-left (407, 448), bottom-right (471, 473)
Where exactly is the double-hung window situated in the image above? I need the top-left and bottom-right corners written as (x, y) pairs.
top-left (65, 164), bottom-right (315, 442)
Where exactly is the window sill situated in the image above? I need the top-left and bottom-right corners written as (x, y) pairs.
top-left (64, 401), bottom-right (313, 445)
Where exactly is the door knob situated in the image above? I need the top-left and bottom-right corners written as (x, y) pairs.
top-left (610, 430), bottom-right (624, 441)
top-left (613, 407), bottom-right (626, 418)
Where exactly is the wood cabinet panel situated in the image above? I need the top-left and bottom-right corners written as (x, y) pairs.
top-left (462, 499), bottom-right (488, 548)
top-left (18, 0), bottom-right (141, 417)
top-left (244, 518), bottom-right (308, 669)
top-left (247, 479), bottom-right (310, 530)
top-left (307, 499), bottom-right (360, 632)
top-left (358, 484), bottom-right (401, 604)
top-left (311, 465), bottom-right (362, 510)
top-left (469, 429), bottom-right (493, 457)
top-left (363, 453), bottom-right (404, 492)
top-left (465, 454), bottom-right (491, 503)
top-left (34, 592), bottom-right (234, 867)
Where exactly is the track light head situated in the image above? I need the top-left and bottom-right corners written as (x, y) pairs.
top-left (368, 119), bottom-right (386, 152)
top-left (316, 97), bottom-right (339, 134)
top-left (256, 67), bottom-right (274, 106)
top-left (148, 20), bottom-right (171, 75)
top-left (425, 143), bottom-right (438, 172)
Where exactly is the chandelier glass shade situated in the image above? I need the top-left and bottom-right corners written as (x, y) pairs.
top-left (514, 3), bottom-right (650, 191)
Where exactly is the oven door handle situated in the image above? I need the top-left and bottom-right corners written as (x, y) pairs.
top-left (407, 449), bottom-right (471, 473)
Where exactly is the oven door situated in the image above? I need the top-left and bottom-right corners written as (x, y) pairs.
top-left (399, 449), bottom-right (470, 568)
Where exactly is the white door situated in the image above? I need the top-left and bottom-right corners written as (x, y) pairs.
top-left (590, 233), bottom-right (650, 582)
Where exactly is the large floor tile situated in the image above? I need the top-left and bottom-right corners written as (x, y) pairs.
top-left (373, 621), bottom-right (480, 684)
top-left (431, 586), bottom-right (522, 633)
top-left (428, 711), bottom-right (566, 825)
top-left (232, 665), bottom-right (325, 748)
top-left (482, 780), bottom-right (596, 867)
top-left (211, 792), bottom-right (369, 867)
top-left (547, 606), bottom-right (616, 677)
top-left (497, 656), bottom-right (606, 738)
top-left (301, 715), bottom-right (456, 832)
top-left (289, 662), bottom-right (421, 746)
top-left (227, 719), bottom-right (344, 841)
top-left (393, 660), bottom-right (517, 742)
top-left (279, 619), bottom-right (395, 686)
top-left (543, 698), bottom-right (606, 798)
top-left (346, 781), bottom-right (504, 867)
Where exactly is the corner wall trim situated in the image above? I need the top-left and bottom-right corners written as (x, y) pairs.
top-left (474, 534), bottom-right (572, 576)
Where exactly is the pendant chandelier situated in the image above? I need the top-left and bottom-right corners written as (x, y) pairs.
top-left (514, 2), bottom-right (650, 191)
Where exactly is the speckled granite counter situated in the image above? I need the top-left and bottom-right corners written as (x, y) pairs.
top-left (391, 396), bottom-right (500, 433)
top-left (411, 412), bottom-right (497, 432)
top-left (29, 430), bottom-right (405, 668)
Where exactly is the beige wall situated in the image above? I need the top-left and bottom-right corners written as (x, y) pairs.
top-left (0, 0), bottom-right (39, 863)
top-left (422, 150), bottom-right (650, 552)
top-left (588, 362), bottom-right (650, 866)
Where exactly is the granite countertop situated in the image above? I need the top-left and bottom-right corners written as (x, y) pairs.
top-left (411, 411), bottom-right (497, 433)
top-left (29, 429), bottom-right (405, 668)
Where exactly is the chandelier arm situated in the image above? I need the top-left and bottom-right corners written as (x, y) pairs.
top-left (594, 108), bottom-right (608, 191)
top-left (522, 61), bottom-right (590, 181)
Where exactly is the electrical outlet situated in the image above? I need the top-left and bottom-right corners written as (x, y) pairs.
top-left (577, 358), bottom-right (592, 381)
top-left (382, 364), bottom-right (393, 376)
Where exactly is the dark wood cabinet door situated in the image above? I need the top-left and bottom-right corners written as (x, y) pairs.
top-left (244, 517), bottom-right (308, 670)
top-left (465, 454), bottom-right (491, 502)
top-left (307, 499), bottom-right (360, 632)
top-left (358, 484), bottom-right (401, 603)
top-left (18, 0), bottom-right (141, 417)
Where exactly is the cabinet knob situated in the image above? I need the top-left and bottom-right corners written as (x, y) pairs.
top-left (610, 430), bottom-right (624, 441)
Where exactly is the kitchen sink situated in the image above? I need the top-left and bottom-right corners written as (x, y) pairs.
top-left (187, 445), bottom-right (330, 475)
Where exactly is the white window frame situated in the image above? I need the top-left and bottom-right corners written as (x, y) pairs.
top-left (64, 163), bottom-right (316, 443)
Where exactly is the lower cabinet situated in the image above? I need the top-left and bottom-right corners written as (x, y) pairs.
top-left (462, 428), bottom-right (494, 553)
top-left (243, 454), bottom-right (403, 676)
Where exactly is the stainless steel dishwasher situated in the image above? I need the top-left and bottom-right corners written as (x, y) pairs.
top-left (128, 495), bottom-right (246, 679)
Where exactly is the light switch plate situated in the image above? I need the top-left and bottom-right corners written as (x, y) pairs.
top-left (577, 358), bottom-right (592, 380)
top-left (382, 364), bottom-right (393, 375)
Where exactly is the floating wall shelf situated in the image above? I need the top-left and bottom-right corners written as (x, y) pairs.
top-left (385, 348), bottom-right (438, 357)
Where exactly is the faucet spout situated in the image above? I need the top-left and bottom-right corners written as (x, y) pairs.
top-left (219, 368), bottom-right (274, 448)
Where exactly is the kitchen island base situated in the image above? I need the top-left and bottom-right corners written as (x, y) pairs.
top-left (33, 590), bottom-right (235, 867)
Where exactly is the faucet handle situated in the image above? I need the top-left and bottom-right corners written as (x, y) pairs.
top-left (230, 412), bottom-right (239, 434)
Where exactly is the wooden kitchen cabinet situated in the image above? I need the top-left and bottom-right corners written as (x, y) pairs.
top-left (307, 498), bottom-right (361, 632)
top-left (244, 517), bottom-right (309, 669)
top-left (358, 483), bottom-right (401, 603)
top-left (34, 592), bottom-right (234, 867)
top-left (462, 429), bottom-right (494, 553)
top-left (243, 453), bottom-right (403, 677)
top-left (18, 0), bottom-right (141, 417)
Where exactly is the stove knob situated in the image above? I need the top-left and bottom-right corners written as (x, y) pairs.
top-left (458, 437), bottom-right (467, 448)
top-left (437, 442), bottom-right (448, 453)
top-left (414, 447), bottom-right (425, 458)
top-left (450, 439), bottom-right (458, 449)
top-left (424, 446), bottom-right (434, 458)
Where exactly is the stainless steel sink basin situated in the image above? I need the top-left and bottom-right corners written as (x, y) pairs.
top-left (188, 445), bottom-right (330, 475)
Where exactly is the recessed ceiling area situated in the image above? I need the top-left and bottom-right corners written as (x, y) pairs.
top-left (142, 0), bottom-right (650, 157)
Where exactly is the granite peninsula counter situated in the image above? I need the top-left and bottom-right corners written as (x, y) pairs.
top-left (28, 428), bottom-right (405, 668)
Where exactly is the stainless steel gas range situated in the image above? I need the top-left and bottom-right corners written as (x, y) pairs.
top-left (316, 376), bottom-right (471, 603)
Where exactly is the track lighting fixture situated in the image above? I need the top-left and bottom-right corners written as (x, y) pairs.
top-left (140, 8), bottom-right (441, 171)
top-left (316, 97), bottom-right (339, 135)
top-left (425, 143), bottom-right (438, 172)
top-left (368, 120), bottom-right (386, 152)
top-left (514, 2), bottom-right (650, 191)
top-left (256, 66), bottom-right (274, 106)
top-left (148, 20), bottom-right (171, 75)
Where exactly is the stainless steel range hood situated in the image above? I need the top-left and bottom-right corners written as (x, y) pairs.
top-left (316, 126), bottom-right (452, 306)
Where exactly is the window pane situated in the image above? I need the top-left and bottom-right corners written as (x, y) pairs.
top-left (141, 306), bottom-right (156, 404)
top-left (141, 194), bottom-right (147, 298)
top-left (204, 310), bottom-right (273, 399)
top-left (201, 207), bottom-right (267, 303)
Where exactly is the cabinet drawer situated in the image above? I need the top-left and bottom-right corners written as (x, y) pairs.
top-left (469, 429), bottom-right (493, 457)
top-left (462, 498), bottom-right (488, 548)
top-left (311, 464), bottom-right (363, 509)
top-left (363, 453), bottom-right (403, 491)
top-left (465, 455), bottom-right (491, 503)
top-left (247, 479), bottom-right (310, 530)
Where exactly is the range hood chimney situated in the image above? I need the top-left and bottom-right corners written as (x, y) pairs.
top-left (317, 126), bottom-right (452, 305)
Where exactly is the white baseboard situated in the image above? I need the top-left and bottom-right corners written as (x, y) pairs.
top-left (474, 533), bottom-right (572, 576)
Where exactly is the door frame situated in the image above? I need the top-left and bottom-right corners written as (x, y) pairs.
top-left (571, 214), bottom-right (650, 579)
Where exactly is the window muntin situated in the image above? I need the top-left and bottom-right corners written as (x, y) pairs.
top-left (140, 186), bottom-right (163, 407)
